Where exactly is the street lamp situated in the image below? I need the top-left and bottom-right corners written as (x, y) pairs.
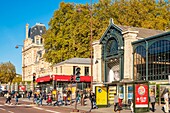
top-left (90, 0), bottom-right (93, 91)
top-left (15, 45), bottom-right (23, 49)
top-left (15, 44), bottom-right (24, 81)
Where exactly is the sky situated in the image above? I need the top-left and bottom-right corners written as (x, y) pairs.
top-left (0, 0), bottom-right (93, 75)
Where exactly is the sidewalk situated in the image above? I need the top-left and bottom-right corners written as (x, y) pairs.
top-left (20, 98), bottom-right (164, 113)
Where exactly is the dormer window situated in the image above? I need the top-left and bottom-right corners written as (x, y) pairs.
top-left (36, 39), bottom-right (40, 45)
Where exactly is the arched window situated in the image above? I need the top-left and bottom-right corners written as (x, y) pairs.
top-left (134, 45), bottom-right (146, 80)
top-left (106, 38), bottom-right (118, 57)
top-left (148, 40), bottom-right (170, 80)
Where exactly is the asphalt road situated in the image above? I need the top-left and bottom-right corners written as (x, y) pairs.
top-left (0, 97), bottom-right (88, 113)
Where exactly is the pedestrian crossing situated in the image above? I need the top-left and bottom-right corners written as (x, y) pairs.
top-left (0, 104), bottom-right (33, 107)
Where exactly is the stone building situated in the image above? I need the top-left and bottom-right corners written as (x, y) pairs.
top-left (22, 23), bottom-right (52, 83)
top-left (92, 19), bottom-right (169, 104)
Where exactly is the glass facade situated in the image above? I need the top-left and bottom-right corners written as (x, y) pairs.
top-left (134, 40), bottom-right (170, 81)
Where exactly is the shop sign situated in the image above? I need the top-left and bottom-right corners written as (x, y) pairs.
top-left (96, 86), bottom-right (107, 105)
top-left (135, 84), bottom-right (148, 108)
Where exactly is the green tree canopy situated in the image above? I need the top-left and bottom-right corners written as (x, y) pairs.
top-left (0, 62), bottom-right (16, 84)
top-left (43, 0), bottom-right (170, 64)
top-left (12, 75), bottom-right (22, 84)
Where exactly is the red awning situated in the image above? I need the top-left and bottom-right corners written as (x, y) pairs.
top-left (80, 76), bottom-right (92, 82)
top-left (51, 75), bottom-right (92, 83)
top-left (53, 75), bottom-right (71, 82)
top-left (36, 75), bottom-right (51, 83)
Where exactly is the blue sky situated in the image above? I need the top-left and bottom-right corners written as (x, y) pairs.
top-left (0, 0), bottom-right (93, 74)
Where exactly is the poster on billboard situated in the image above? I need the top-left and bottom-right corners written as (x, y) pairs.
top-left (128, 85), bottom-right (133, 100)
top-left (135, 84), bottom-right (149, 108)
top-left (18, 85), bottom-right (26, 92)
top-left (119, 86), bottom-right (124, 99)
top-left (149, 85), bottom-right (156, 96)
top-left (96, 86), bottom-right (107, 106)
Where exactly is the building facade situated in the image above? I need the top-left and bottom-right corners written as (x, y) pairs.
top-left (92, 19), bottom-right (169, 104)
top-left (22, 23), bottom-right (52, 82)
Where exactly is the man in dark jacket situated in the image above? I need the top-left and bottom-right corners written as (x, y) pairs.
top-left (89, 90), bottom-right (98, 112)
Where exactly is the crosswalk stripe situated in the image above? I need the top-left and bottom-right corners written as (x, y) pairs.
top-left (45, 109), bottom-right (60, 113)
top-left (0, 104), bottom-right (4, 106)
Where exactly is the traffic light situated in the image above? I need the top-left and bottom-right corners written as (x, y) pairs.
top-left (75, 67), bottom-right (80, 82)
top-left (33, 73), bottom-right (36, 82)
top-left (70, 75), bottom-right (74, 82)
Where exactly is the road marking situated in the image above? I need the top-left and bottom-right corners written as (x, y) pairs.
top-left (8, 111), bottom-right (14, 113)
top-left (33, 107), bottom-right (60, 113)
top-left (0, 104), bottom-right (4, 106)
top-left (0, 108), bottom-right (6, 111)
top-left (33, 107), bottom-right (44, 110)
top-left (45, 109), bottom-right (60, 113)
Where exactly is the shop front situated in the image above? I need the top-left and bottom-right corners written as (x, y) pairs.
top-left (36, 75), bottom-right (52, 92)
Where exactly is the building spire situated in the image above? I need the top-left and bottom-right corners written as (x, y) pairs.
top-left (26, 23), bottom-right (29, 39)
top-left (110, 18), bottom-right (114, 25)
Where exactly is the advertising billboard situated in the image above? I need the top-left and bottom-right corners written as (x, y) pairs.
top-left (18, 85), bottom-right (26, 92)
top-left (96, 86), bottom-right (107, 106)
top-left (135, 84), bottom-right (149, 108)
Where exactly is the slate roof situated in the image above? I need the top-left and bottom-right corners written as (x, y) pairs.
top-left (54, 58), bottom-right (91, 66)
top-left (118, 25), bottom-right (165, 38)
top-left (28, 23), bottom-right (46, 39)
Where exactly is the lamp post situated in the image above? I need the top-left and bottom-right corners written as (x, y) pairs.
top-left (90, 0), bottom-right (93, 91)
top-left (15, 45), bottom-right (23, 49)
top-left (15, 44), bottom-right (24, 80)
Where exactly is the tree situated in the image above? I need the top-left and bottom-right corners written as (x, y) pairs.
top-left (0, 62), bottom-right (16, 84)
top-left (12, 75), bottom-right (22, 83)
top-left (43, 0), bottom-right (170, 65)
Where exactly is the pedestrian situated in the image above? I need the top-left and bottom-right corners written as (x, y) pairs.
top-left (15, 92), bottom-right (19, 105)
top-left (67, 90), bottom-right (71, 105)
top-left (76, 90), bottom-right (80, 104)
top-left (118, 98), bottom-right (123, 112)
top-left (80, 91), bottom-right (84, 106)
top-left (63, 91), bottom-right (67, 106)
top-left (33, 92), bottom-right (37, 104)
top-left (114, 93), bottom-right (119, 112)
top-left (54, 91), bottom-right (63, 106)
top-left (5, 91), bottom-right (11, 104)
top-left (47, 92), bottom-right (52, 105)
top-left (27, 91), bottom-right (31, 100)
top-left (53, 91), bottom-right (59, 106)
top-left (38, 92), bottom-right (43, 106)
top-left (89, 90), bottom-right (98, 112)
top-left (130, 100), bottom-right (134, 113)
top-left (150, 91), bottom-right (155, 112)
top-left (164, 91), bottom-right (169, 113)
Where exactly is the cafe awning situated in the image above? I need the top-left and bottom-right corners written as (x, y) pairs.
top-left (53, 75), bottom-right (70, 82)
top-left (36, 75), bottom-right (51, 83)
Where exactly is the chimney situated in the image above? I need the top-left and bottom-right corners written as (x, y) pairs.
top-left (26, 23), bottom-right (29, 39)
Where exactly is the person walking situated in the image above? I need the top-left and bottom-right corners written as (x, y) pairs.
top-left (150, 91), bottom-right (155, 112)
top-left (130, 100), bottom-right (134, 113)
top-left (164, 91), bottom-right (169, 113)
top-left (37, 92), bottom-right (43, 106)
top-left (5, 91), bottom-right (11, 104)
top-left (89, 91), bottom-right (98, 112)
top-left (63, 91), bottom-right (67, 106)
top-left (15, 92), bottom-right (19, 105)
top-left (114, 93), bottom-right (119, 112)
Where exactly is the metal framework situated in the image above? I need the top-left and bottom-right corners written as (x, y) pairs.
top-left (133, 32), bottom-right (170, 81)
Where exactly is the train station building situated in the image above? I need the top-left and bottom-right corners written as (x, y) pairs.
top-left (92, 19), bottom-right (170, 105)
